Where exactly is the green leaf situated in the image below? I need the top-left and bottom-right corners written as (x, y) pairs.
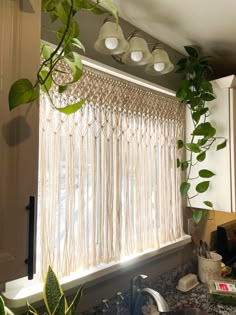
top-left (41, 44), bottom-right (54, 60)
top-left (192, 111), bottom-right (201, 124)
top-left (193, 210), bottom-right (203, 224)
top-left (72, 38), bottom-right (85, 53)
top-left (55, 2), bottom-right (69, 24)
top-left (180, 182), bottom-right (190, 196)
top-left (181, 161), bottom-right (189, 171)
top-left (176, 88), bottom-right (188, 100)
top-left (27, 302), bottom-right (39, 315)
top-left (66, 284), bottom-right (84, 315)
top-left (197, 151), bottom-right (206, 162)
top-left (190, 97), bottom-right (202, 108)
top-left (203, 201), bottom-right (213, 208)
top-left (199, 169), bottom-right (215, 178)
top-left (201, 80), bottom-right (213, 93)
top-left (177, 158), bottom-right (181, 168)
top-left (192, 122), bottom-right (216, 137)
top-left (98, 0), bottom-right (119, 24)
top-left (177, 139), bottom-right (184, 149)
top-left (186, 143), bottom-right (201, 153)
top-left (202, 93), bottom-right (215, 101)
top-left (176, 58), bottom-right (187, 68)
top-left (217, 139), bottom-right (227, 151)
top-left (9, 78), bottom-right (39, 110)
top-left (197, 137), bottom-right (208, 146)
top-left (43, 266), bottom-right (66, 315)
top-left (65, 52), bottom-right (83, 83)
top-left (56, 100), bottom-right (85, 114)
top-left (39, 70), bottom-right (53, 93)
top-left (52, 294), bottom-right (66, 315)
top-left (196, 181), bottom-right (210, 193)
top-left (49, 10), bottom-right (58, 22)
top-left (180, 79), bottom-right (191, 89)
top-left (58, 85), bottom-right (70, 93)
top-left (0, 296), bottom-right (5, 315)
top-left (184, 46), bottom-right (198, 57)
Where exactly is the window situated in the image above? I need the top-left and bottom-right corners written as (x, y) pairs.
top-left (37, 64), bottom-right (186, 280)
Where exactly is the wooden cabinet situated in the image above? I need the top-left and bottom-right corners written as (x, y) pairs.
top-left (186, 75), bottom-right (236, 212)
top-left (0, 0), bottom-right (40, 283)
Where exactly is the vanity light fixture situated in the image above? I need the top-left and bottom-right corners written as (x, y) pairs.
top-left (94, 20), bottom-right (129, 55)
top-left (94, 19), bottom-right (174, 75)
top-left (145, 45), bottom-right (174, 75)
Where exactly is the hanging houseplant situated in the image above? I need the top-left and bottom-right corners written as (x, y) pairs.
top-left (8, 0), bottom-right (118, 115)
top-left (175, 46), bottom-right (227, 224)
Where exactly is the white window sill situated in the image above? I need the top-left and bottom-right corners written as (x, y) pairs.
top-left (3, 234), bottom-right (191, 310)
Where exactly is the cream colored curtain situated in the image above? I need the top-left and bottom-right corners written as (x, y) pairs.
top-left (37, 65), bottom-right (185, 279)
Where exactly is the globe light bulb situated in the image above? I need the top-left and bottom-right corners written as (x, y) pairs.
top-left (104, 37), bottom-right (119, 50)
top-left (130, 51), bottom-right (143, 62)
top-left (154, 62), bottom-right (165, 72)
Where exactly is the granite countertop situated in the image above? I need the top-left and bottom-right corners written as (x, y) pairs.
top-left (82, 262), bottom-right (236, 315)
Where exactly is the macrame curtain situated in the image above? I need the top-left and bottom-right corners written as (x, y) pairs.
top-left (37, 64), bottom-right (185, 279)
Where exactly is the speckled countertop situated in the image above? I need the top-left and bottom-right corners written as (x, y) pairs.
top-left (82, 262), bottom-right (236, 315)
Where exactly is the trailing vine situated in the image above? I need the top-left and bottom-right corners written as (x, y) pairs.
top-left (176, 46), bottom-right (227, 223)
top-left (8, 0), bottom-right (118, 114)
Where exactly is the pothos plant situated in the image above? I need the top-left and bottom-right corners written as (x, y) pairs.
top-left (8, 0), bottom-right (118, 115)
top-left (0, 266), bottom-right (83, 315)
top-left (175, 46), bottom-right (227, 224)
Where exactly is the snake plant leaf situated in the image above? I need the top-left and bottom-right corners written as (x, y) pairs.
top-left (199, 169), bottom-right (215, 178)
top-left (43, 266), bottom-right (67, 315)
top-left (27, 301), bottom-right (39, 315)
top-left (217, 139), bottom-right (227, 151)
top-left (9, 78), bottom-right (39, 111)
top-left (203, 201), bottom-right (213, 208)
top-left (197, 151), bottom-right (206, 162)
top-left (180, 182), bottom-right (190, 195)
top-left (196, 181), bottom-right (210, 193)
top-left (0, 296), bottom-right (5, 315)
top-left (66, 284), bottom-right (84, 315)
top-left (52, 294), bottom-right (66, 315)
top-left (56, 100), bottom-right (85, 114)
top-left (193, 210), bottom-right (203, 224)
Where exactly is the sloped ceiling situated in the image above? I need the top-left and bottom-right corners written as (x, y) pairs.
top-left (114, 0), bottom-right (236, 78)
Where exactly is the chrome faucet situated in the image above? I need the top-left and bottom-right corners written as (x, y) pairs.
top-left (130, 275), bottom-right (170, 315)
top-left (130, 274), bottom-right (148, 315)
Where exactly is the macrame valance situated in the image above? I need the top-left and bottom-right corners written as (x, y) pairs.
top-left (49, 62), bottom-right (184, 122)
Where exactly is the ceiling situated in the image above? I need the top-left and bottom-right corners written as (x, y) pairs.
top-left (114, 0), bottom-right (236, 78)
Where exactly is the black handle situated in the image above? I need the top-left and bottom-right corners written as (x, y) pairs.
top-left (25, 196), bottom-right (35, 280)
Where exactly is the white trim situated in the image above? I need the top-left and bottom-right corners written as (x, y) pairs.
top-left (3, 235), bottom-right (191, 309)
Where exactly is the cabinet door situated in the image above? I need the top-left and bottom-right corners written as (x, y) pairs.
top-left (0, 0), bottom-right (40, 283)
top-left (186, 76), bottom-right (236, 212)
